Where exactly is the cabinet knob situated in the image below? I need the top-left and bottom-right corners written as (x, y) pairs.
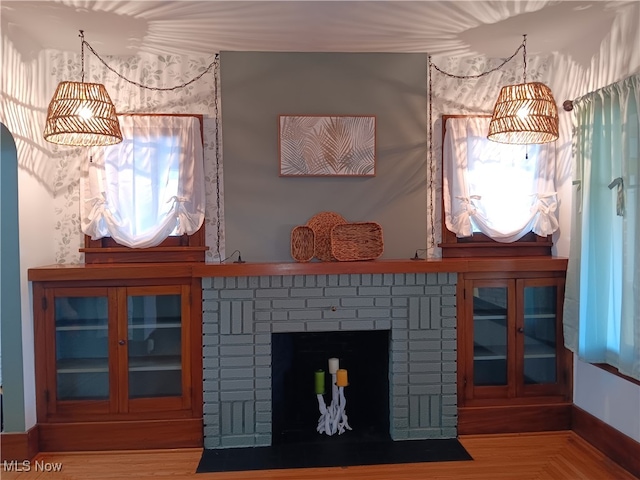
top-left (517, 327), bottom-right (524, 333)
top-left (118, 340), bottom-right (126, 346)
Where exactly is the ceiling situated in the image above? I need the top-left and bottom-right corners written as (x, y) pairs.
top-left (0, 1), bottom-right (634, 67)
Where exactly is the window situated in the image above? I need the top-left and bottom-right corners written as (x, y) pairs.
top-left (563, 74), bottom-right (639, 381)
top-left (440, 115), bottom-right (557, 257)
top-left (80, 114), bottom-right (207, 263)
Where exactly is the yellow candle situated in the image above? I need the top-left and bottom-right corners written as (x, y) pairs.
top-left (336, 368), bottom-right (348, 387)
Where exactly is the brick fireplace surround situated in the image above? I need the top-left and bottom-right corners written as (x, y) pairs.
top-left (193, 257), bottom-right (522, 449)
top-left (202, 270), bottom-right (458, 448)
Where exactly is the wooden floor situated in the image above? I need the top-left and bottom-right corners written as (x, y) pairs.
top-left (3, 431), bottom-right (637, 480)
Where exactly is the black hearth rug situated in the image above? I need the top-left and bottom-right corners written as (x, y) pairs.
top-left (196, 438), bottom-right (472, 473)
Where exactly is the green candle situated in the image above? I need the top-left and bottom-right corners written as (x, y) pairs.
top-left (315, 369), bottom-right (325, 394)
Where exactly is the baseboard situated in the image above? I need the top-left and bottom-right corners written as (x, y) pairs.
top-left (0, 425), bottom-right (39, 461)
top-left (458, 403), bottom-right (572, 435)
top-left (572, 405), bottom-right (640, 478)
top-left (38, 417), bottom-right (203, 451)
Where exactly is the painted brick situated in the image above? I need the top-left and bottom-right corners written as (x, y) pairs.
top-left (442, 351), bottom-right (457, 362)
top-left (203, 335), bottom-right (219, 346)
top-left (426, 274), bottom-right (438, 285)
top-left (305, 275), bottom-right (317, 287)
top-left (281, 276), bottom-right (293, 287)
top-left (410, 385), bottom-right (442, 395)
top-left (383, 274), bottom-right (394, 285)
top-left (441, 306), bottom-right (457, 317)
top-left (420, 297), bottom-right (430, 329)
top-left (220, 391), bottom-right (254, 402)
top-left (360, 274), bottom-right (372, 286)
top-left (202, 301), bottom-right (219, 313)
top-left (220, 289), bottom-right (255, 299)
top-left (441, 340), bottom-right (457, 351)
top-left (391, 329), bottom-right (408, 341)
top-left (272, 311), bottom-right (287, 321)
top-left (290, 287), bottom-right (324, 297)
top-left (438, 273), bottom-right (449, 284)
top-left (255, 345), bottom-right (270, 355)
top-left (255, 367), bottom-right (270, 378)
top-left (255, 334), bottom-right (270, 344)
top-left (442, 373), bottom-right (457, 384)
top-left (220, 368), bottom-right (255, 379)
top-left (392, 286), bottom-right (424, 296)
top-left (255, 355), bottom-right (270, 366)
top-left (307, 298), bottom-right (337, 308)
top-left (392, 362), bottom-right (408, 373)
top-left (350, 274), bottom-right (360, 285)
top-left (442, 329), bottom-right (457, 339)
top-left (424, 286), bottom-right (441, 295)
top-left (259, 277), bottom-right (270, 288)
top-left (203, 322), bottom-right (219, 335)
top-left (213, 277), bottom-right (225, 289)
top-left (255, 323), bottom-right (271, 333)
top-left (323, 309), bottom-right (357, 319)
top-left (357, 308), bottom-right (391, 318)
top-left (255, 401), bottom-right (271, 412)
top-left (409, 340), bottom-right (442, 351)
top-left (392, 308), bottom-right (409, 318)
top-left (220, 334), bottom-right (254, 345)
top-left (392, 297), bottom-right (408, 306)
top-left (288, 310), bottom-right (323, 320)
top-left (327, 275), bottom-right (339, 286)
top-left (221, 436), bottom-right (256, 448)
top-left (203, 357), bottom-right (219, 369)
top-left (394, 274), bottom-right (405, 286)
top-left (359, 286), bottom-right (391, 296)
top-left (255, 435), bottom-right (271, 446)
top-left (271, 322), bottom-right (305, 332)
top-left (409, 330), bottom-right (441, 340)
top-left (256, 288), bottom-right (289, 298)
top-left (374, 297), bottom-right (391, 307)
top-left (202, 289), bottom-right (219, 300)
top-left (293, 276), bottom-right (305, 287)
top-left (409, 297), bottom-right (419, 330)
top-left (442, 317), bottom-right (457, 328)
top-left (305, 321), bottom-right (341, 332)
top-left (256, 423), bottom-right (271, 433)
top-left (339, 274), bottom-right (350, 286)
top-left (392, 374), bottom-right (409, 385)
top-left (410, 363), bottom-right (441, 373)
top-left (375, 319), bottom-right (391, 330)
top-left (248, 277), bottom-right (260, 288)
top-left (255, 299), bottom-right (271, 310)
top-left (324, 287), bottom-right (358, 297)
top-left (202, 277), bottom-right (213, 289)
top-left (255, 311), bottom-right (271, 322)
top-left (272, 299), bottom-right (306, 309)
top-left (410, 373), bottom-right (441, 385)
top-left (221, 379), bottom-right (254, 391)
top-left (410, 351), bottom-right (441, 362)
top-left (220, 356), bottom-right (254, 368)
top-left (220, 345), bottom-right (253, 357)
top-left (255, 378), bottom-right (270, 390)
top-left (203, 346), bottom-right (220, 357)
top-left (341, 297), bottom-right (375, 307)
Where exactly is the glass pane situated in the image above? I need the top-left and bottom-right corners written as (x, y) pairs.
top-left (523, 285), bottom-right (557, 384)
top-left (55, 296), bottom-right (109, 400)
top-left (128, 294), bottom-right (182, 398)
top-left (473, 287), bottom-right (508, 386)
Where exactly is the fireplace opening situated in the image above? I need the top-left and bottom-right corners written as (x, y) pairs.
top-left (271, 330), bottom-right (390, 445)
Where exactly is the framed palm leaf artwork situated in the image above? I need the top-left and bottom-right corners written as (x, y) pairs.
top-left (279, 115), bottom-right (376, 176)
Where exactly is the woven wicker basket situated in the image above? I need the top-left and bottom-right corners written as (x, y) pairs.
top-left (330, 222), bottom-right (384, 261)
top-left (306, 212), bottom-right (347, 262)
top-left (290, 225), bottom-right (315, 262)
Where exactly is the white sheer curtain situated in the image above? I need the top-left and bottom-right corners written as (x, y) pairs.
top-left (443, 116), bottom-right (559, 242)
top-left (81, 115), bottom-right (205, 248)
top-left (564, 74), bottom-right (640, 380)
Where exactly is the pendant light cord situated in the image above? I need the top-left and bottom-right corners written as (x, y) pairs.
top-left (79, 30), bottom-right (218, 91)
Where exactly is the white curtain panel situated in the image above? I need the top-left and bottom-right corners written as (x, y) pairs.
top-left (442, 116), bottom-right (558, 242)
top-left (80, 115), bottom-right (205, 248)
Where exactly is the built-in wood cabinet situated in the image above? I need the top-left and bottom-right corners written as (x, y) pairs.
top-left (457, 268), bottom-right (573, 434)
top-left (30, 267), bottom-right (203, 451)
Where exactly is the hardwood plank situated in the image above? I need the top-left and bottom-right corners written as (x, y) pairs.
top-left (1, 432), bottom-right (636, 479)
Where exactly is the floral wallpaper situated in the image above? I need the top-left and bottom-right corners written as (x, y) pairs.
top-left (46, 50), bottom-right (225, 264)
top-left (426, 53), bottom-right (552, 258)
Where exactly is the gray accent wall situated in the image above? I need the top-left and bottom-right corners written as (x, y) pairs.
top-left (202, 272), bottom-right (457, 448)
top-left (221, 52), bottom-right (428, 262)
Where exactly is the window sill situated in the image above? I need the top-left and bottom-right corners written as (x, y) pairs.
top-left (593, 363), bottom-right (640, 387)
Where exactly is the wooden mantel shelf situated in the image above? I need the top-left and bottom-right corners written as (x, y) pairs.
top-left (28, 257), bottom-right (568, 282)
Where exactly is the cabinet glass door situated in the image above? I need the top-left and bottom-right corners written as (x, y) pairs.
top-left (127, 293), bottom-right (182, 398)
top-left (55, 295), bottom-right (109, 400)
top-left (473, 286), bottom-right (509, 386)
top-left (522, 285), bottom-right (557, 384)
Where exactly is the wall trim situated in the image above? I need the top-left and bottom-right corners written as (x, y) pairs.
top-left (0, 425), bottom-right (39, 461)
top-left (572, 405), bottom-right (640, 478)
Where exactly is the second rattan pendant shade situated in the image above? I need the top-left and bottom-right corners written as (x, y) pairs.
top-left (487, 81), bottom-right (559, 145)
top-left (44, 81), bottom-right (122, 146)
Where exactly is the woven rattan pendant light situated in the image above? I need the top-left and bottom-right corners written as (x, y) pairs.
top-left (44, 31), bottom-right (122, 146)
top-left (488, 35), bottom-right (558, 145)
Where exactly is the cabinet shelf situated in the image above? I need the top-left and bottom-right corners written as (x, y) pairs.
top-left (57, 324), bottom-right (109, 332)
top-left (128, 323), bottom-right (181, 330)
top-left (57, 355), bottom-right (182, 374)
